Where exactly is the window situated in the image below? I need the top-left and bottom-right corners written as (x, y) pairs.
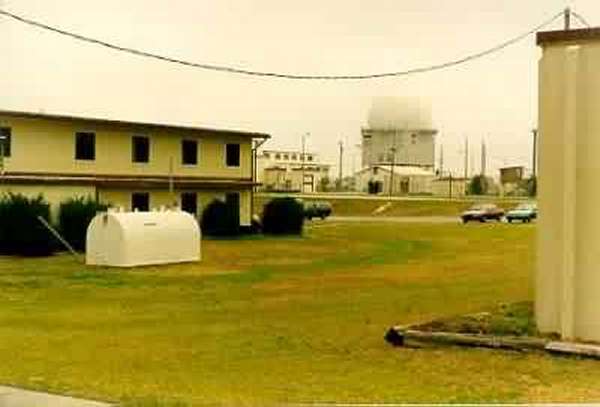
top-left (75, 132), bottom-right (95, 160)
top-left (131, 192), bottom-right (150, 212)
top-left (181, 139), bottom-right (198, 165)
top-left (291, 154), bottom-right (297, 160)
top-left (283, 154), bottom-right (289, 160)
top-left (307, 155), bottom-right (313, 162)
top-left (180, 192), bottom-right (198, 217)
top-left (132, 135), bottom-right (150, 163)
top-left (275, 153), bottom-right (281, 159)
top-left (225, 192), bottom-right (240, 226)
top-left (0, 127), bottom-right (11, 157)
top-left (263, 152), bottom-right (270, 159)
top-left (226, 143), bottom-right (240, 167)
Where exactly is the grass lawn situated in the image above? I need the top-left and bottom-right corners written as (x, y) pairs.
top-left (254, 195), bottom-right (526, 217)
top-left (1, 222), bottom-right (599, 405)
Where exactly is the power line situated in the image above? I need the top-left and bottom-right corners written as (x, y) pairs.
top-left (572, 11), bottom-right (591, 28)
top-left (0, 8), bottom-right (563, 80)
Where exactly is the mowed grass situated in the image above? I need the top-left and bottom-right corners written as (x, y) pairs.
top-left (254, 195), bottom-right (526, 217)
top-left (1, 222), bottom-right (600, 405)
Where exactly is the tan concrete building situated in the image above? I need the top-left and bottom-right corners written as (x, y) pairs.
top-left (0, 110), bottom-right (270, 225)
top-left (537, 27), bottom-right (600, 342)
top-left (354, 165), bottom-right (435, 195)
top-left (256, 149), bottom-right (330, 192)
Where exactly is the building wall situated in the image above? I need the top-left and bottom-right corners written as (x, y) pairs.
top-left (361, 128), bottom-right (436, 169)
top-left (430, 178), bottom-right (467, 198)
top-left (256, 150), bottom-right (330, 192)
top-left (0, 184), bottom-right (252, 226)
top-left (537, 36), bottom-right (600, 342)
top-left (0, 115), bottom-right (252, 179)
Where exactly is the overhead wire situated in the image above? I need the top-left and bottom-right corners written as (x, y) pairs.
top-left (572, 11), bottom-right (591, 28)
top-left (0, 8), bottom-right (564, 80)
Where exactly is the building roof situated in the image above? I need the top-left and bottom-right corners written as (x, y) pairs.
top-left (537, 28), bottom-right (600, 46)
top-left (0, 109), bottom-right (271, 139)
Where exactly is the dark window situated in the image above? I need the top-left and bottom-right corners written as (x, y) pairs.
top-left (182, 139), bottom-right (198, 165)
top-left (225, 192), bottom-right (240, 226)
top-left (131, 192), bottom-right (150, 212)
top-left (132, 136), bottom-right (150, 163)
top-left (275, 153), bottom-right (281, 159)
top-left (292, 154), bottom-right (297, 160)
top-left (75, 132), bottom-right (95, 160)
top-left (307, 155), bottom-right (313, 162)
top-left (0, 127), bottom-right (11, 157)
top-left (263, 152), bottom-right (270, 159)
top-left (181, 192), bottom-right (198, 217)
top-left (226, 143), bottom-right (240, 167)
top-left (283, 154), bottom-right (289, 160)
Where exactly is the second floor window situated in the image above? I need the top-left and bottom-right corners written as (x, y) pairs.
top-left (75, 132), bottom-right (95, 160)
top-left (132, 135), bottom-right (150, 163)
top-left (0, 127), bottom-right (11, 157)
top-left (226, 143), bottom-right (240, 167)
top-left (182, 139), bottom-right (198, 165)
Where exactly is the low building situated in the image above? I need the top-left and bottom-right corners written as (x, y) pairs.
top-left (256, 149), bottom-right (330, 192)
top-left (0, 110), bottom-right (270, 225)
top-left (431, 176), bottom-right (468, 198)
top-left (354, 165), bottom-right (435, 195)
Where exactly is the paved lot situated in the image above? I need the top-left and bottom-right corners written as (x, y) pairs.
top-left (0, 386), bottom-right (111, 407)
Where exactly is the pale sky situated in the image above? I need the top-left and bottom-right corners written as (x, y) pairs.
top-left (2, 0), bottom-right (597, 178)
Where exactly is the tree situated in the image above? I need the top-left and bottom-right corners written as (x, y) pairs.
top-left (468, 175), bottom-right (489, 195)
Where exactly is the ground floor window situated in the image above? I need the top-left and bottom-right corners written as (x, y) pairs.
top-left (225, 192), bottom-right (240, 225)
top-left (180, 192), bottom-right (198, 217)
top-left (131, 192), bottom-right (150, 212)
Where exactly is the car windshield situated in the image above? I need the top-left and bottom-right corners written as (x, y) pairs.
top-left (470, 204), bottom-right (493, 210)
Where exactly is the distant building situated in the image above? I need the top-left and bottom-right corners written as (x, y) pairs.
top-left (354, 165), bottom-right (435, 195)
top-left (431, 176), bottom-right (468, 198)
top-left (499, 165), bottom-right (526, 195)
top-left (361, 97), bottom-right (438, 171)
top-left (256, 149), bottom-right (330, 192)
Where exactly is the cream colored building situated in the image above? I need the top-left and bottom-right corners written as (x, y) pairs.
top-left (0, 110), bottom-right (270, 226)
top-left (361, 97), bottom-right (438, 171)
top-left (354, 165), bottom-right (435, 195)
top-left (430, 176), bottom-right (468, 198)
top-left (256, 149), bottom-right (330, 192)
top-left (536, 27), bottom-right (600, 342)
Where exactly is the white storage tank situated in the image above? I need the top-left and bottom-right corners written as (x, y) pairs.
top-left (86, 210), bottom-right (201, 267)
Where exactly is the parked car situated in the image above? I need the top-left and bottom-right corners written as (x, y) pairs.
top-left (461, 203), bottom-right (504, 223)
top-left (304, 201), bottom-right (332, 220)
top-left (506, 202), bottom-right (537, 223)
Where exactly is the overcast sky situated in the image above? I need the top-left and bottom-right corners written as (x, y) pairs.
top-left (2, 0), bottom-right (598, 178)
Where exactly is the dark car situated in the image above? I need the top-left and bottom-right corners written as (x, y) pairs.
top-left (506, 202), bottom-right (537, 223)
top-left (304, 201), bottom-right (332, 220)
top-left (461, 203), bottom-right (504, 223)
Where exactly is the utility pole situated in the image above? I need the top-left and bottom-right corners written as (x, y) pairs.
top-left (338, 140), bottom-right (344, 190)
top-left (481, 139), bottom-right (487, 176)
top-left (464, 137), bottom-right (469, 180)
top-left (438, 143), bottom-right (444, 176)
top-left (564, 7), bottom-right (571, 30)
top-left (389, 130), bottom-right (398, 198)
top-left (300, 133), bottom-right (310, 193)
top-left (532, 128), bottom-right (538, 177)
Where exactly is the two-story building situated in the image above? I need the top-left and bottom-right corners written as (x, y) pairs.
top-left (0, 110), bottom-right (270, 226)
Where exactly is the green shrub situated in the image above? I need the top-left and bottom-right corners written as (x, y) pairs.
top-left (0, 193), bottom-right (55, 256)
top-left (262, 197), bottom-right (304, 235)
top-left (59, 196), bottom-right (107, 252)
top-left (468, 175), bottom-right (489, 195)
top-left (201, 199), bottom-right (240, 237)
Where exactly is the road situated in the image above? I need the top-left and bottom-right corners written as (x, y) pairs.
top-left (257, 192), bottom-right (530, 203)
top-left (323, 216), bottom-right (460, 224)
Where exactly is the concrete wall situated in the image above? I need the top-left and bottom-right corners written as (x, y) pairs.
top-left (537, 34), bottom-right (600, 342)
top-left (0, 115), bottom-right (252, 179)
